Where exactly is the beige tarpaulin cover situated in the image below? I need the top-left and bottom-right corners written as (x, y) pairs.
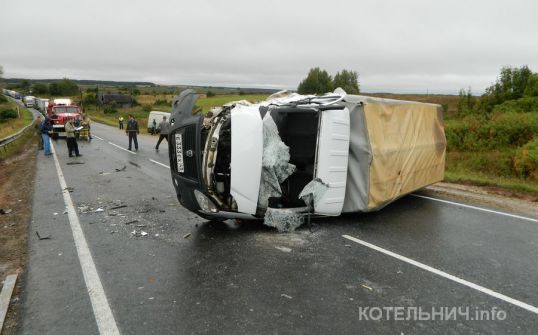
top-left (342, 95), bottom-right (446, 212)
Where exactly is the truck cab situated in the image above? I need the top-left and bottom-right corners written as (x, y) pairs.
top-left (47, 103), bottom-right (82, 138)
top-left (168, 90), bottom-right (351, 225)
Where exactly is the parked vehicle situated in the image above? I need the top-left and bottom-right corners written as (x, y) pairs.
top-left (167, 89), bottom-right (447, 228)
top-left (47, 103), bottom-right (82, 138)
top-left (35, 98), bottom-right (49, 114)
top-left (23, 95), bottom-right (36, 108)
top-left (147, 111), bottom-right (170, 134)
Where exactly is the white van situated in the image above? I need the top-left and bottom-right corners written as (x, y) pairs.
top-left (35, 98), bottom-right (49, 114)
top-left (23, 96), bottom-right (36, 107)
top-left (168, 89), bottom-right (447, 230)
top-left (147, 111), bottom-right (170, 134)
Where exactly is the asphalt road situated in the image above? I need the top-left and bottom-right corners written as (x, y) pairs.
top-left (18, 121), bottom-right (538, 334)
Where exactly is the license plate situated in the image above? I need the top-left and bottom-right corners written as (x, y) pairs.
top-left (175, 133), bottom-right (184, 173)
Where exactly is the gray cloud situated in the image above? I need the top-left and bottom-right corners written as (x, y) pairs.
top-left (1, 0), bottom-right (537, 93)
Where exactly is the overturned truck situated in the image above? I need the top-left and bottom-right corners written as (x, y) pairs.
top-left (168, 89), bottom-right (446, 231)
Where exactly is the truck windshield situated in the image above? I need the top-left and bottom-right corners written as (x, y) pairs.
top-left (53, 107), bottom-right (79, 114)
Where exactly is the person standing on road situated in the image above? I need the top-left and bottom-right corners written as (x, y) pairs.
top-left (118, 116), bottom-right (124, 129)
top-left (155, 116), bottom-right (170, 151)
top-left (126, 114), bottom-right (139, 151)
top-left (40, 115), bottom-right (52, 156)
top-left (35, 115), bottom-right (44, 150)
top-left (65, 119), bottom-right (82, 157)
top-left (151, 119), bottom-right (157, 135)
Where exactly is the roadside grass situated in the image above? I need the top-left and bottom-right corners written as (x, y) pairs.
top-left (0, 100), bottom-right (34, 139)
top-left (445, 150), bottom-right (538, 194)
top-left (444, 169), bottom-right (538, 194)
top-left (0, 120), bottom-right (39, 161)
top-left (84, 94), bottom-right (269, 133)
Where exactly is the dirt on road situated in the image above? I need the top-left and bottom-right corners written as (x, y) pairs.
top-left (0, 134), bottom-right (38, 335)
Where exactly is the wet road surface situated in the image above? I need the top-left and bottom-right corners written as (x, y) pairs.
top-left (20, 121), bottom-right (538, 334)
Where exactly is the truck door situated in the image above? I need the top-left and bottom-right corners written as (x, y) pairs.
top-left (313, 107), bottom-right (350, 215)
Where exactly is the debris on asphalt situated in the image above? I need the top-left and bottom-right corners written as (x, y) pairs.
top-left (99, 172), bottom-right (111, 175)
top-left (110, 205), bottom-right (127, 210)
top-left (124, 220), bottom-right (139, 225)
top-left (115, 165), bottom-right (127, 172)
top-left (53, 212), bottom-right (58, 216)
top-left (78, 205), bottom-right (90, 213)
top-left (361, 284), bottom-right (373, 291)
top-left (63, 187), bottom-right (74, 192)
top-left (35, 231), bottom-right (51, 240)
top-left (94, 208), bottom-right (104, 213)
top-left (63, 210), bottom-right (68, 214)
top-left (66, 162), bottom-right (85, 165)
top-left (131, 229), bottom-right (148, 237)
top-left (275, 246), bottom-right (292, 253)
top-left (0, 208), bottom-right (12, 215)
top-left (264, 208), bottom-right (304, 233)
top-left (129, 161), bottom-right (140, 168)
top-left (183, 233), bottom-right (191, 239)
top-left (280, 294), bottom-right (293, 299)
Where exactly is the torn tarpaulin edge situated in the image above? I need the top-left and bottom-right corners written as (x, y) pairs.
top-left (257, 112), bottom-right (296, 210)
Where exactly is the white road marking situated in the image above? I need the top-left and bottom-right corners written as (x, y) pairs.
top-left (50, 142), bottom-right (121, 334)
top-left (149, 159), bottom-right (170, 169)
top-left (108, 141), bottom-right (136, 155)
top-left (0, 274), bottom-right (18, 331)
top-left (342, 234), bottom-right (538, 315)
top-left (411, 194), bottom-right (538, 223)
top-left (93, 135), bottom-right (104, 141)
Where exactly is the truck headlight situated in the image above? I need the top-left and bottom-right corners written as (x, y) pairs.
top-left (194, 190), bottom-right (218, 213)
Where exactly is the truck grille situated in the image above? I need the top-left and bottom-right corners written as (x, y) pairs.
top-left (172, 125), bottom-right (198, 181)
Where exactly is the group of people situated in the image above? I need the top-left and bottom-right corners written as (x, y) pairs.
top-left (121, 115), bottom-right (170, 151)
top-left (38, 114), bottom-right (91, 157)
top-left (37, 113), bottom-right (170, 157)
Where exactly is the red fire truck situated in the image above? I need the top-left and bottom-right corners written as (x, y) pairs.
top-left (47, 99), bottom-right (83, 138)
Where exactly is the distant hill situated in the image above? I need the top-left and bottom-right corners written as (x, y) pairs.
top-left (3, 78), bottom-right (156, 87)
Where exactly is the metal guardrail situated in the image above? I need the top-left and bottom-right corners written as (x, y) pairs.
top-left (0, 119), bottom-right (35, 149)
top-left (0, 95), bottom-right (37, 150)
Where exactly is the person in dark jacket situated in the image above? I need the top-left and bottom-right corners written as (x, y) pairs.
top-left (40, 115), bottom-right (53, 156)
top-left (155, 116), bottom-right (170, 151)
top-left (126, 114), bottom-right (139, 151)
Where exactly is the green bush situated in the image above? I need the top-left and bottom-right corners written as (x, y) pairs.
top-left (493, 97), bottom-right (538, 113)
top-left (142, 104), bottom-right (152, 112)
top-left (0, 95), bottom-right (8, 103)
top-left (513, 138), bottom-right (538, 181)
top-left (206, 90), bottom-right (215, 97)
top-left (0, 109), bottom-right (18, 122)
top-left (445, 112), bottom-right (538, 151)
top-left (103, 102), bottom-right (118, 114)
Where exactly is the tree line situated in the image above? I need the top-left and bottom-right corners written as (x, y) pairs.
top-left (297, 67), bottom-right (360, 95)
top-left (458, 65), bottom-right (538, 116)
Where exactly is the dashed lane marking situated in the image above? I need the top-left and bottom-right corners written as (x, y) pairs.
top-left (108, 141), bottom-right (136, 155)
top-left (149, 159), bottom-right (170, 169)
top-left (343, 234), bottom-right (538, 315)
top-left (411, 194), bottom-right (538, 223)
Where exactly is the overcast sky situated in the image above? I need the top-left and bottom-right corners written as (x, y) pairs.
top-left (1, 0), bottom-right (537, 93)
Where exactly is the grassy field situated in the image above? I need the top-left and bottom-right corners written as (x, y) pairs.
top-left (0, 100), bottom-right (34, 139)
top-left (84, 94), bottom-right (269, 133)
